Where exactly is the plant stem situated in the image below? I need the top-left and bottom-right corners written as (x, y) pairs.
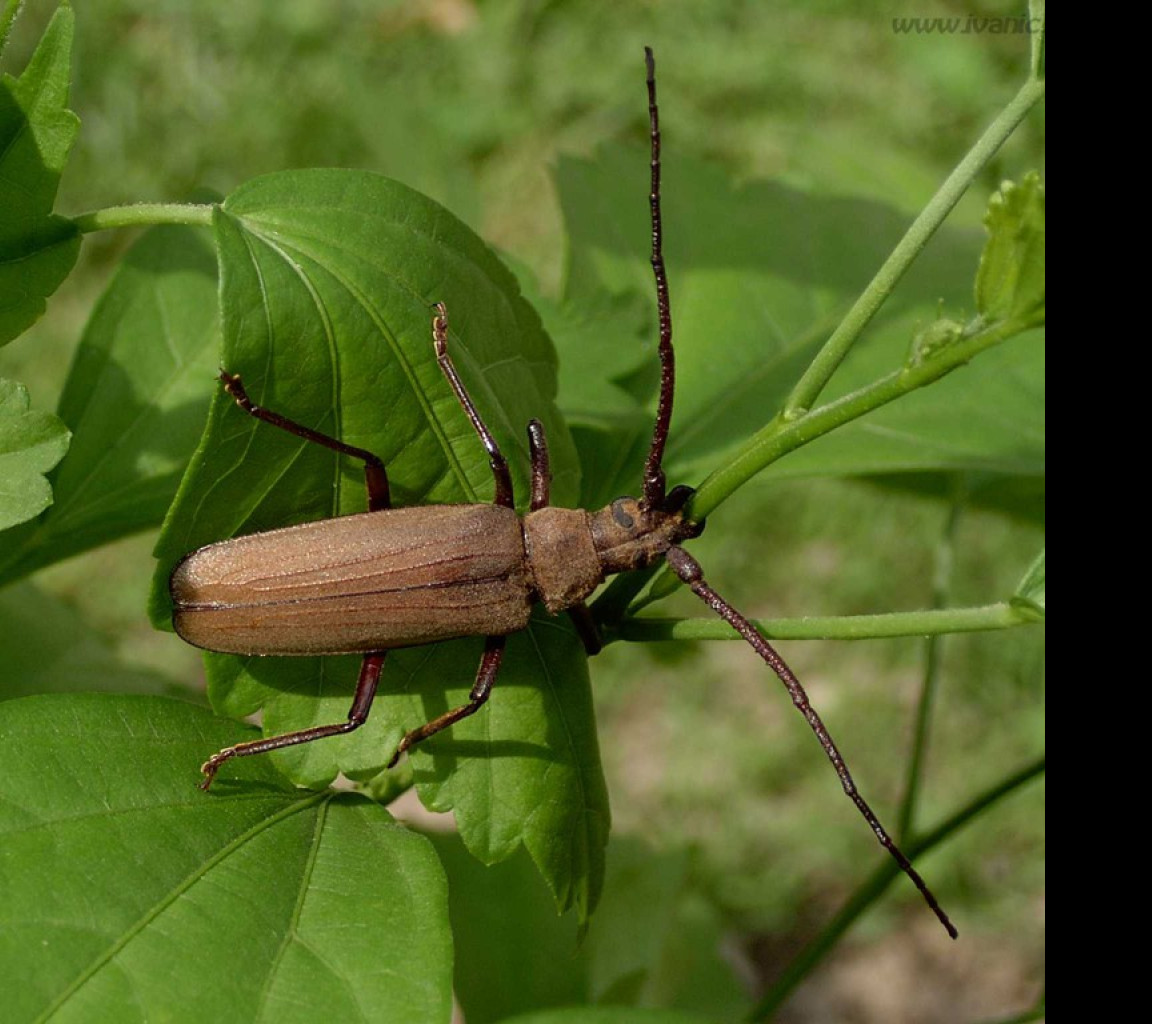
top-left (746, 756), bottom-right (1046, 1022)
top-left (898, 480), bottom-right (965, 841)
top-left (71, 203), bottom-right (216, 233)
top-left (1029, 0), bottom-right (1046, 80)
top-left (610, 601), bottom-right (1032, 645)
top-left (690, 312), bottom-right (1038, 524)
top-left (781, 76), bottom-right (1046, 419)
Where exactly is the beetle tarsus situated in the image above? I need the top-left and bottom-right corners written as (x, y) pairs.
top-left (198, 754), bottom-right (225, 791)
top-left (193, 653), bottom-right (386, 789)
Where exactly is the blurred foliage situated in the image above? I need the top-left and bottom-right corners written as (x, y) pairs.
top-left (0, 1), bottom-right (1043, 1020)
top-left (1, 0), bottom-right (1044, 299)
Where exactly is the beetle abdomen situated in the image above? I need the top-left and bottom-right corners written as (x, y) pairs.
top-left (171, 504), bottom-right (532, 655)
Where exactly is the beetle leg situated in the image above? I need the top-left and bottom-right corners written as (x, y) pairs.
top-left (199, 651), bottom-right (386, 790)
top-left (526, 418), bottom-right (551, 511)
top-left (219, 371), bottom-right (390, 511)
top-left (431, 304), bottom-right (514, 509)
top-left (663, 545), bottom-right (958, 940)
top-left (524, 417), bottom-right (602, 653)
top-left (387, 635), bottom-right (506, 767)
top-left (567, 601), bottom-right (603, 656)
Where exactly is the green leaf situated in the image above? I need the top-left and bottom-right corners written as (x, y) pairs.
top-left (0, 694), bottom-right (453, 1024)
top-left (0, 377), bottom-right (69, 530)
top-left (152, 169), bottom-right (578, 605)
top-left (754, 323), bottom-right (1046, 492)
top-left (524, 285), bottom-right (659, 509)
top-left (499, 1009), bottom-right (718, 1024)
top-left (150, 169), bottom-right (607, 924)
top-left (1012, 548), bottom-right (1045, 617)
top-left (0, 0), bottom-right (26, 58)
top-left (554, 148), bottom-right (1042, 508)
top-left (0, 2), bottom-right (80, 345)
top-left (585, 840), bottom-right (746, 1020)
top-left (205, 613), bottom-right (609, 925)
top-left (975, 173), bottom-right (1045, 325)
top-left (408, 614), bottom-right (610, 926)
top-left (0, 582), bottom-right (174, 699)
top-left (0, 224), bottom-right (218, 584)
top-left (434, 832), bottom-right (744, 1024)
top-left (432, 834), bottom-right (586, 1023)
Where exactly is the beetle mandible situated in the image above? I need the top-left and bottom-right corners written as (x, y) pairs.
top-left (171, 48), bottom-right (957, 938)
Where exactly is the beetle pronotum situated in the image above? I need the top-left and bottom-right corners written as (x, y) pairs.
top-left (171, 48), bottom-right (956, 938)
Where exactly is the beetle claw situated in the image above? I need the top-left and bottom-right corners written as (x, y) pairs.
top-left (199, 753), bottom-right (225, 790)
top-left (386, 742), bottom-right (408, 771)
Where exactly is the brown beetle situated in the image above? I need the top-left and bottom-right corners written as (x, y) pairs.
top-left (172, 49), bottom-right (956, 938)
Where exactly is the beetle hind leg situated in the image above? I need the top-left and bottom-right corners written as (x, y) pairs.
top-left (199, 652), bottom-right (386, 790)
top-left (219, 371), bottom-right (391, 511)
top-left (387, 635), bottom-right (507, 767)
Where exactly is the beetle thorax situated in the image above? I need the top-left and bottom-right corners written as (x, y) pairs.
top-left (520, 497), bottom-right (701, 614)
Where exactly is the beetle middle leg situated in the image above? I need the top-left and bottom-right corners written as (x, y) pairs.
top-left (219, 371), bottom-right (390, 511)
top-left (199, 651), bottom-right (387, 790)
top-left (527, 416), bottom-right (603, 655)
top-left (387, 635), bottom-right (507, 767)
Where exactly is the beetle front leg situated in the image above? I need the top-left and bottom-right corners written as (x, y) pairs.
top-left (387, 635), bottom-right (506, 767)
top-left (200, 651), bottom-right (386, 789)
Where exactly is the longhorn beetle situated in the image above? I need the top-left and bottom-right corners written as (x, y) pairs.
top-left (171, 48), bottom-right (957, 938)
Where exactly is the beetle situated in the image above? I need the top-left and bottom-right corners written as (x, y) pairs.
top-left (171, 48), bottom-right (956, 938)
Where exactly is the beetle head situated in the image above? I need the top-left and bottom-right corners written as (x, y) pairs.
top-left (589, 489), bottom-right (704, 576)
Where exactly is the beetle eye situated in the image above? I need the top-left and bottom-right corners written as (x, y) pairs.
top-left (611, 499), bottom-right (635, 529)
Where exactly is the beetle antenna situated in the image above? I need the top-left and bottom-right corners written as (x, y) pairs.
top-left (640, 45), bottom-right (675, 512)
top-left (664, 546), bottom-right (958, 938)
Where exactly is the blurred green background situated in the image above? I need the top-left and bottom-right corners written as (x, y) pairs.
top-left (1, 1), bottom-right (1044, 1021)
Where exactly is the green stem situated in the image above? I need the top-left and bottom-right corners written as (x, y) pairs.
top-left (746, 756), bottom-right (1046, 1022)
top-left (690, 312), bottom-right (1037, 523)
top-left (611, 601), bottom-right (1032, 645)
top-left (71, 203), bottom-right (216, 233)
top-left (898, 481), bottom-right (965, 841)
top-left (1029, 1), bottom-right (1046, 80)
top-left (628, 312), bottom-right (1038, 610)
top-left (781, 76), bottom-right (1046, 419)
